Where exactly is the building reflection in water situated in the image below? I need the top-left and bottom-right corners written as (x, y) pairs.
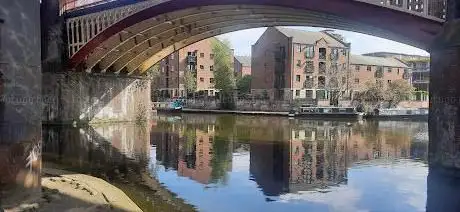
top-left (153, 122), bottom-right (232, 185)
top-left (152, 115), bottom-right (428, 197)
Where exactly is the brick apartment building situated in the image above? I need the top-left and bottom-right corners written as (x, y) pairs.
top-left (362, 52), bottom-right (429, 101)
top-left (234, 56), bottom-right (251, 78)
top-left (152, 37), bottom-right (234, 98)
top-left (350, 55), bottom-right (410, 98)
top-left (251, 27), bottom-right (351, 102)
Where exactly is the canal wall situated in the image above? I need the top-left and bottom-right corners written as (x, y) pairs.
top-left (42, 72), bottom-right (151, 125)
top-left (155, 99), bottom-right (428, 112)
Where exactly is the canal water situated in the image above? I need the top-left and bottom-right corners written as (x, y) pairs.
top-left (43, 114), bottom-right (430, 212)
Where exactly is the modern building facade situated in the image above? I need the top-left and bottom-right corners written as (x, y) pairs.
top-left (251, 27), bottom-right (351, 102)
top-left (152, 37), bottom-right (234, 98)
top-left (350, 55), bottom-right (411, 97)
top-left (234, 56), bottom-right (252, 78)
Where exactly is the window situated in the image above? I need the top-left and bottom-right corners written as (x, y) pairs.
top-left (388, 80), bottom-right (392, 84)
top-left (342, 77), bottom-right (346, 84)
top-left (170, 54), bottom-right (174, 60)
top-left (296, 90), bottom-right (300, 96)
top-left (170, 65), bottom-right (174, 71)
top-left (387, 67), bottom-right (392, 73)
top-left (295, 44), bottom-right (302, 53)
top-left (354, 78), bottom-right (359, 84)
top-left (210, 78), bottom-right (215, 83)
top-left (397, 69), bottom-right (400, 75)
top-left (355, 65), bottom-right (360, 71)
top-left (306, 90), bottom-right (313, 98)
top-left (210, 65), bottom-right (214, 71)
top-left (319, 48), bottom-right (326, 59)
top-left (200, 77), bottom-right (204, 82)
top-left (367, 66), bottom-right (372, 71)
top-left (200, 65), bottom-right (204, 69)
top-left (210, 54), bottom-right (214, 59)
top-left (296, 75), bottom-right (301, 82)
top-left (200, 53), bottom-right (204, 58)
top-left (297, 60), bottom-right (302, 67)
top-left (305, 46), bottom-right (314, 58)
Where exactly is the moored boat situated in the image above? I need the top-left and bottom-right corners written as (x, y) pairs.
top-left (365, 108), bottom-right (428, 120)
top-left (291, 106), bottom-right (364, 120)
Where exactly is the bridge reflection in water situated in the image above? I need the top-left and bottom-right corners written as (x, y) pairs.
top-left (42, 114), bottom-right (434, 211)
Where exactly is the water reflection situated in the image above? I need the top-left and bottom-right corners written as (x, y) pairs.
top-left (151, 114), bottom-right (429, 212)
top-left (40, 114), bottom-right (433, 212)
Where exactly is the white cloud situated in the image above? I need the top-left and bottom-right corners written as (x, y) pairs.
top-left (279, 186), bottom-right (367, 212)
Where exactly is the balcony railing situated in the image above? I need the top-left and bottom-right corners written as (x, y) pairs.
top-left (330, 53), bottom-right (338, 61)
top-left (319, 64), bottom-right (326, 74)
top-left (319, 54), bottom-right (326, 60)
top-left (304, 80), bottom-right (315, 89)
top-left (304, 63), bottom-right (314, 73)
top-left (318, 83), bottom-right (326, 89)
top-left (187, 55), bottom-right (197, 64)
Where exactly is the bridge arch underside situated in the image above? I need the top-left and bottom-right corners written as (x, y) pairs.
top-left (71, 4), bottom-right (440, 75)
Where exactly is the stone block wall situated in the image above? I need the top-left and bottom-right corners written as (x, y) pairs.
top-left (42, 72), bottom-right (151, 124)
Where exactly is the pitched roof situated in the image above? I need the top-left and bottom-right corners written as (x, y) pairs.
top-left (274, 27), bottom-right (346, 48)
top-left (350, 55), bottom-right (408, 68)
top-left (235, 56), bottom-right (251, 67)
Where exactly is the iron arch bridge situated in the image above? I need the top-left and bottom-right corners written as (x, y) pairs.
top-left (62, 0), bottom-right (445, 75)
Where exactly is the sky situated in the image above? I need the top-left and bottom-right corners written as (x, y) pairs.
top-left (217, 26), bottom-right (429, 57)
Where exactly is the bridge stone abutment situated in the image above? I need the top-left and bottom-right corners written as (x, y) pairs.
top-left (42, 72), bottom-right (152, 125)
top-left (429, 0), bottom-right (460, 175)
top-left (0, 0), bottom-right (42, 208)
top-left (428, 1), bottom-right (460, 211)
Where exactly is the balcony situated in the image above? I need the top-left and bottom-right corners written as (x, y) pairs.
top-left (403, 72), bottom-right (411, 79)
top-left (304, 80), bottom-right (315, 89)
top-left (329, 64), bottom-right (338, 75)
top-left (318, 76), bottom-right (326, 89)
top-left (319, 62), bottom-right (326, 74)
top-left (411, 68), bottom-right (430, 73)
top-left (187, 55), bottom-right (197, 64)
top-left (304, 62), bottom-right (314, 73)
top-left (374, 67), bottom-right (384, 78)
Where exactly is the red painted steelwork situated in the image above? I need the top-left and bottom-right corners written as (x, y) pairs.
top-left (68, 0), bottom-right (442, 69)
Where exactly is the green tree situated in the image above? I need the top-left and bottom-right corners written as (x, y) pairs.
top-left (236, 75), bottom-right (252, 96)
top-left (355, 80), bottom-right (386, 109)
top-left (212, 38), bottom-right (236, 109)
top-left (386, 79), bottom-right (415, 108)
top-left (183, 68), bottom-right (197, 96)
top-left (145, 63), bottom-right (161, 79)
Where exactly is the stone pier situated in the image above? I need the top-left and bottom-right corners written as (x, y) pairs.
top-left (0, 0), bottom-right (42, 208)
top-left (42, 72), bottom-right (152, 125)
top-left (429, 2), bottom-right (460, 175)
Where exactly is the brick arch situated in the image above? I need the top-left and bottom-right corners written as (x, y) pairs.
top-left (68, 0), bottom-right (442, 73)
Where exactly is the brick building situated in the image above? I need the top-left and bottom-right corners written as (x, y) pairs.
top-left (234, 56), bottom-right (252, 78)
top-left (251, 27), bottom-right (351, 102)
top-left (362, 52), bottom-right (429, 101)
top-left (350, 55), bottom-right (410, 97)
top-left (152, 37), bottom-right (234, 98)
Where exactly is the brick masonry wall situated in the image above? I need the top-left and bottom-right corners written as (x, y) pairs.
top-left (43, 72), bottom-right (151, 124)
